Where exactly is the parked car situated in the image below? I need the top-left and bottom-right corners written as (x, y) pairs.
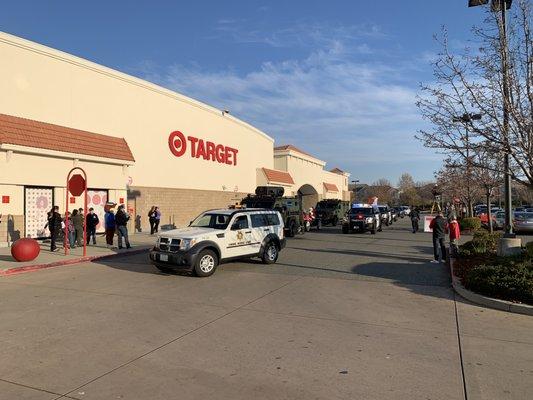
top-left (378, 205), bottom-right (392, 226)
top-left (390, 207), bottom-right (398, 222)
top-left (513, 212), bottom-right (533, 233)
top-left (342, 204), bottom-right (382, 234)
top-left (150, 208), bottom-right (286, 277)
top-left (493, 211), bottom-right (505, 230)
top-left (395, 206), bottom-right (408, 218)
top-left (401, 206), bottom-right (411, 216)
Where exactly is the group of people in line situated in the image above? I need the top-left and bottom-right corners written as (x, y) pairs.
top-left (46, 205), bottom-right (132, 252)
top-left (409, 206), bottom-right (461, 263)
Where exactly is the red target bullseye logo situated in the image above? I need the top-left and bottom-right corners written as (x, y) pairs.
top-left (168, 131), bottom-right (187, 157)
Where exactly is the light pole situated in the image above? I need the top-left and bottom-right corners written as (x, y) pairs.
top-left (452, 112), bottom-right (482, 217)
top-left (351, 180), bottom-right (360, 204)
top-left (468, 0), bottom-right (514, 237)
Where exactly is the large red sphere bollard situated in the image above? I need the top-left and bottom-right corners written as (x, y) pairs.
top-left (11, 238), bottom-right (40, 262)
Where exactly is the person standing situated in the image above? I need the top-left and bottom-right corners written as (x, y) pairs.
top-left (429, 212), bottom-right (447, 263)
top-left (48, 206), bottom-right (62, 252)
top-left (104, 208), bottom-right (116, 248)
top-left (86, 208), bottom-right (99, 245)
top-left (148, 206), bottom-right (156, 235)
top-left (71, 209), bottom-right (84, 247)
top-left (410, 207), bottom-right (421, 233)
top-left (64, 212), bottom-right (75, 249)
top-left (448, 216), bottom-right (461, 258)
top-left (115, 205), bottom-right (131, 249)
top-left (154, 206), bottom-right (161, 233)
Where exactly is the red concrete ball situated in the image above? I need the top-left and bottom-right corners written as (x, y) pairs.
top-left (11, 238), bottom-right (41, 262)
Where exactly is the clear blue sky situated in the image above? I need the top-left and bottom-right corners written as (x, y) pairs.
top-left (0, 0), bottom-right (488, 185)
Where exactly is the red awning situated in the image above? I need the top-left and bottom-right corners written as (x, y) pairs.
top-left (262, 168), bottom-right (295, 185)
top-left (323, 182), bottom-right (339, 192)
top-left (0, 113), bottom-right (134, 162)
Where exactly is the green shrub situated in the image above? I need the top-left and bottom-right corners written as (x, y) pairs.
top-left (472, 230), bottom-right (502, 253)
top-left (460, 217), bottom-right (481, 231)
top-left (459, 240), bottom-right (486, 257)
top-left (459, 230), bottom-right (502, 257)
top-left (464, 259), bottom-right (533, 305)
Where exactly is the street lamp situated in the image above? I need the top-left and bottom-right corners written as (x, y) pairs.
top-left (351, 180), bottom-right (360, 204)
top-left (468, 0), bottom-right (514, 237)
top-left (452, 112), bottom-right (482, 217)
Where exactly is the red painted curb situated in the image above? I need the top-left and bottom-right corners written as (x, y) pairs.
top-left (0, 247), bottom-right (151, 276)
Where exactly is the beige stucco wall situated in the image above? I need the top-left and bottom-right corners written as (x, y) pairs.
top-left (0, 31), bottom-right (274, 194)
top-left (273, 150), bottom-right (349, 200)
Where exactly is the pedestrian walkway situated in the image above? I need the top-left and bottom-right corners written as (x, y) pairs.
top-left (0, 232), bottom-right (155, 274)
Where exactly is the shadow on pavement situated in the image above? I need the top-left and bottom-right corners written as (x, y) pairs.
top-left (352, 261), bottom-right (451, 288)
top-left (289, 246), bottom-right (429, 264)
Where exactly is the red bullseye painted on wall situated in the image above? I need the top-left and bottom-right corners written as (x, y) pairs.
top-left (11, 238), bottom-right (40, 262)
top-left (169, 131), bottom-right (187, 157)
top-left (36, 196), bottom-right (49, 209)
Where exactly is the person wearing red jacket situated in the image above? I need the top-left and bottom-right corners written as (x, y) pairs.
top-left (448, 216), bottom-right (461, 258)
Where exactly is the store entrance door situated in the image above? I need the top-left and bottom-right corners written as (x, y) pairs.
top-left (87, 189), bottom-right (108, 233)
top-left (25, 187), bottom-right (54, 238)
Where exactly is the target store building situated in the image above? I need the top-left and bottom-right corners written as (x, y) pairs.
top-left (0, 32), bottom-right (350, 245)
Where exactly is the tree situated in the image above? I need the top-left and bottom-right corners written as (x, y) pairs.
top-left (435, 164), bottom-right (483, 217)
top-left (417, 0), bottom-right (533, 189)
top-left (397, 173), bottom-right (415, 190)
top-left (471, 149), bottom-right (504, 232)
top-left (369, 179), bottom-right (393, 204)
top-left (415, 181), bottom-right (437, 207)
top-left (397, 173), bottom-right (421, 206)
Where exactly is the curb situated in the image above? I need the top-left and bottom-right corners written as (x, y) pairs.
top-left (449, 258), bottom-right (533, 316)
top-left (0, 247), bottom-right (151, 276)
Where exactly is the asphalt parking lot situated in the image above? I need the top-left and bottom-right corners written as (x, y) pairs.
top-left (1, 219), bottom-right (532, 400)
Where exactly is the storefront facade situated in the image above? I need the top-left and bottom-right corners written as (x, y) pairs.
top-left (0, 31), bottom-right (349, 245)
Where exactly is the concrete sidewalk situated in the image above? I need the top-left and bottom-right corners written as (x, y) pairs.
top-left (0, 232), bottom-right (155, 275)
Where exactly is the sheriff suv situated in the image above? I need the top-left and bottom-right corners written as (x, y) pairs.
top-left (342, 204), bottom-right (382, 234)
top-left (150, 209), bottom-right (286, 277)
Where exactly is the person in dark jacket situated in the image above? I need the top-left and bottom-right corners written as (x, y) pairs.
top-left (71, 209), bottom-right (84, 247)
top-left (47, 206), bottom-right (62, 252)
top-left (410, 207), bottom-right (420, 233)
top-left (86, 208), bottom-right (99, 245)
top-left (429, 212), bottom-right (447, 263)
top-left (104, 208), bottom-right (116, 248)
top-left (115, 205), bottom-right (131, 249)
top-left (148, 206), bottom-right (156, 235)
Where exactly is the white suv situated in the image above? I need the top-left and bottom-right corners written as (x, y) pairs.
top-left (150, 208), bottom-right (286, 277)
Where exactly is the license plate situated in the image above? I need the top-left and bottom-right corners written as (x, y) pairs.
top-left (159, 254), bottom-right (168, 262)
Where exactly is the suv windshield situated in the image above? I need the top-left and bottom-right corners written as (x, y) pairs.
top-left (349, 208), bottom-right (373, 216)
top-left (190, 213), bottom-right (231, 230)
top-left (378, 207), bottom-right (388, 213)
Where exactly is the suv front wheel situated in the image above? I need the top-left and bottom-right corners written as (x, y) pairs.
top-left (194, 249), bottom-right (219, 277)
top-left (262, 241), bottom-right (279, 264)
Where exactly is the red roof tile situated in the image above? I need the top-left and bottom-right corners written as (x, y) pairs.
top-left (274, 144), bottom-right (314, 158)
top-left (262, 168), bottom-right (295, 185)
top-left (323, 182), bottom-right (339, 192)
top-left (0, 113), bottom-right (135, 162)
